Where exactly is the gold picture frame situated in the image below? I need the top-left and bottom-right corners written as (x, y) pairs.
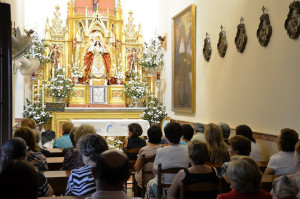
top-left (172, 4), bottom-right (196, 113)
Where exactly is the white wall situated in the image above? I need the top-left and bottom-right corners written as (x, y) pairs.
top-left (159, 0), bottom-right (300, 135)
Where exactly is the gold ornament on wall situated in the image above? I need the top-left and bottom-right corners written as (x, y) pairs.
top-left (284, 1), bottom-right (300, 39)
top-left (203, 32), bottom-right (212, 62)
top-left (257, 6), bottom-right (272, 47)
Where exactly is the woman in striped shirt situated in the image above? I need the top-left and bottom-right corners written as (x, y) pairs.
top-left (65, 133), bottom-right (109, 196)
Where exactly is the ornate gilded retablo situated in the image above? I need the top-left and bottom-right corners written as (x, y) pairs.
top-left (217, 26), bottom-right (228, 58)
top-left (235, 18), bottom-right (247, 53)
top-left (257, 9), bottom-right (272, 47)
top-left (203, 33), bottom-right (212, 62)
top-left (284, 1), bottom-right (300, 39)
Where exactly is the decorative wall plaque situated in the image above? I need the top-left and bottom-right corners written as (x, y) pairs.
top-left (235, 17), bottom-right (247, 53)
top-left (203, 32), bottom-right (212, 61)
top-left (217, 25), bottom-right (228, 58)
top-left (257, 6), bottom-right (272, 46)
top-left (284, 1), bottom-right (300, 39)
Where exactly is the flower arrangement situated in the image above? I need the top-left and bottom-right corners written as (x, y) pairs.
top-left (70, 61), bottom-right (84, 83)
top-left (23, 98), bottom-right (52, 125)
top-left (24, 32), bottom-right (50, 66)
top-left (140, 37), bottom-right (165, 70)
top-left (106, 137), bottom-right (123, 151)
top-left (124, 73), bottom-right (147, 99)
top-left (45, 69), bottom-right (75, 101)
top-left (141, 97), bottom-right (168, 124)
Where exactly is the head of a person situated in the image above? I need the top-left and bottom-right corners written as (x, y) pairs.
top-left (13, 127), bottom-right (39, 152)
top-left (228, 135), bottom-right (251, 157)
top-left (194, 123), bottom-right (204, 134)
top-left (188, 140), bottom-right (208, 165)
top-left (182, 124), bottom-right (194, 141)
top-left (62, 122), bottom-right (74, 135)
top-left (164, 122), bottom-right (183, 144)
top-left (69, 127), bottom-right (77, 146)
top-left (1, 137), bottom-right (27, 167)
top-left (147, 125), bottom-right (162, 144)
top-left (204, 123), bottom-right (224, 146)
top-left (21, 118), bottom-right (37, 130)
top-left (218, 122), bottom-right (230, 139)
top-left (0, 160), bottom-right (39, 199)
top-left (128, 123), bottom-right (143, 138)
top-left (77, 134), bottom-right (109, 165)
top-left (95, 149), bottom-right (130, 190)
top-left (236, 125), bottom-right (256, 143)
top-left (227, 156), bottom-right (262, 193)
top-left (74, 124), bottom-right (96, 144)
top-left (33, 130), bottom-right (41, 144)
top-left (278, 128), bottom-right (299, 152)
top-left (41, 130), bottom-right (56, 145)
top-left (294, 141), bottom-right (300, 171)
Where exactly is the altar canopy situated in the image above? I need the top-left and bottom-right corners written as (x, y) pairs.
top-left (71, 119), bottom-right (149, 136)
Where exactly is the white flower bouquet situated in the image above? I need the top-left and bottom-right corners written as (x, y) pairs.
top-left (140, 37), bottom-right (164, 70)
top-left (23, 98), bottom-right (52, 125)
top-left (45, 69), bottom-right (74, 101)
top-left (70, 63), bottom-right (84, 83)
top-left (141, 97), bottom-right (168, 124)
top-left (124, 74), bottom-right (147, 99)
top-left (25, 33), bottom-right (50, 66)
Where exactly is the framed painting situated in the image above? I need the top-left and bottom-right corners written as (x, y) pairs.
top-left (172, 4), bottom-right (195, 113)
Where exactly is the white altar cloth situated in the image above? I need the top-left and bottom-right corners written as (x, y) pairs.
top-left (71, 119), bottom-right (149, 136)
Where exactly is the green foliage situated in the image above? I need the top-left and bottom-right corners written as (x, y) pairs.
top-left (141, 97), bottom-right (167, 124)
top-left (23, 98), bottom-right (52, 125)
top-left (25, 33), bottom-right (50, 66)
top-left (140, 37), bottom-right (164, 69)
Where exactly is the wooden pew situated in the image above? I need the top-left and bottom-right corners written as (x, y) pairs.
top-left (48, 148), bottom-right (64, 157)
top-left (43, 170), bottom-right (71, 196)
top-left (38, 197), bottom-right (85, 199)
top-left (206, 161), bottom-right (268, 173)
top-left (47, 157), bottom-right (64, 170)
top-left (223, 175), bottom-right (279, 192)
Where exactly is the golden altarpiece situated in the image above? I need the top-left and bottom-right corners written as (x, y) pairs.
top-left (35, 0), bottom-right (158, 136)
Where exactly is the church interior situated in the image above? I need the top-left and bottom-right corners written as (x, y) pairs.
top-left (1, 0), bottom-right (300, 198)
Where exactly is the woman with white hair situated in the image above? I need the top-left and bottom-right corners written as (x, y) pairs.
top-left (217, 156), bottom-right (272, 199)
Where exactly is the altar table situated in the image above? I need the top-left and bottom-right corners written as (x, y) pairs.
top-left (71, 119), bottom-right (149, 136)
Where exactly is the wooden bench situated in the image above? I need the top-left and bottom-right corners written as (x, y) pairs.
top-left (48, 148), bottom-right (64, 157)
top-left (223, 175), bottom-right (279, 192)
top-left (43, 170), bottom-right (71, 196)
top-left (206, 161), bottom-right (268, 172)
top-left (47, 157), bottom-right (64, 170)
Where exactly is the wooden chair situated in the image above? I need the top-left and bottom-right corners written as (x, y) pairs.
top-left (180, 179), bottom-right (219, 199)
top-left (157, 163), bottom-right (185, 198)
top-left (124, 148), bottom-right (142, 193)
top-left (43, 170), bottom-right (71, 196)
top-left (139, 154), bottom-right (156, 197)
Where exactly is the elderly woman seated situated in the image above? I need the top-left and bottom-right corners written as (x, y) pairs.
top-left (167, 140), bottom-right (219, 199)
top-left (65, 134), bottom-right (108, 196)
top-left (217, 156), bottom-right (272, 199)
top-left (271, 140), bottom-right (300, 199)
top-left (13, 127), bottom-right (48, 171)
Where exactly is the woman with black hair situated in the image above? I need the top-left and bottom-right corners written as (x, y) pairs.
top-left (236, 125), bottom-right (262, 161)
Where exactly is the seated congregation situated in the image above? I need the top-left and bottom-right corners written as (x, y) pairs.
top-left (1, 118), bottom-right (300, 199)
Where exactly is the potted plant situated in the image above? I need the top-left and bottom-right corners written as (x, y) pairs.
top-left (141, 97), bottom-right (168, 125)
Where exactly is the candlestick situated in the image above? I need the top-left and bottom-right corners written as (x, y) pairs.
top-left (52, 66), bottom-right (55, 79)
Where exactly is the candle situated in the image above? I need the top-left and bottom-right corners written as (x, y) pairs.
top-left (42, 83), bottom-right (44, 111)
top-left (52, 66), bottom-right (55, 79)
top-left (32, 81), bottom-right (34, 102)
top-left (37, 80), bottom-right (40, 96)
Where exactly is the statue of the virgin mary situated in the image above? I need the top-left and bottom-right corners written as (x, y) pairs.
top-left (83, 40), bottom-right (111, 83)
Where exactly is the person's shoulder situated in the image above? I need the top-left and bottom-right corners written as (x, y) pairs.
top-left (258, 189), bottom-right (272, 198)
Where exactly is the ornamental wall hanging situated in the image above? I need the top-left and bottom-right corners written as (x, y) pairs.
top-left (217, 25), bottom-right (228, 58)
top-left (284, 1), bottom-right (300, 39)
top-left (234, 17), bottom-right (247, 53)
top-left (203, 32), bottom-right (212, 61)
top-left (257, 6), bottom-right (272, 47)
